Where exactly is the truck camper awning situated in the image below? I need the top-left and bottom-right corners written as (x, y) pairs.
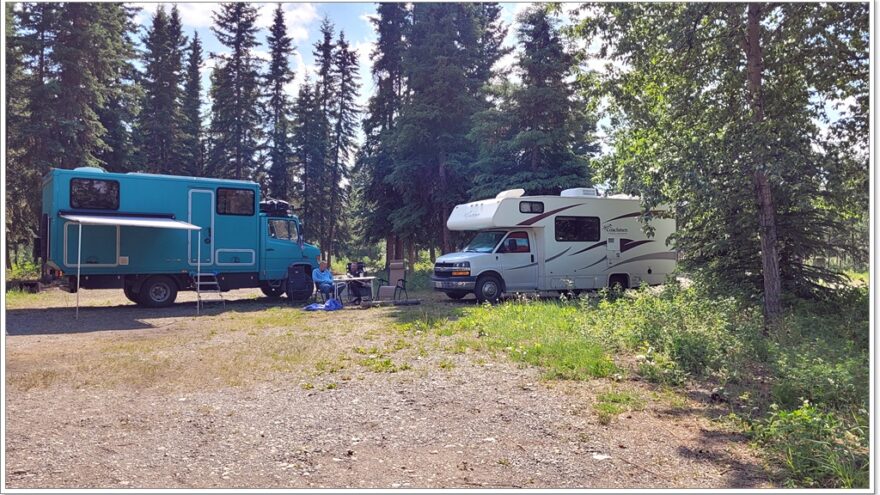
top-left (60, 213), bottom-right (201, 230)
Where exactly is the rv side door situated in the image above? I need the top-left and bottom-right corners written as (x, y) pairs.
top-left (497, 231), bottom-right (538, 292)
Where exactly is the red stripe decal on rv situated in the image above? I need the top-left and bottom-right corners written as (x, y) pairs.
top-left (517, 204), bottom-right (581, 226)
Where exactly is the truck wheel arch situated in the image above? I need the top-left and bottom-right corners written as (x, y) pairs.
top-left (608, 273), bottom-right (630, 289)
top-left (475, 270), bottom-right (506, 293)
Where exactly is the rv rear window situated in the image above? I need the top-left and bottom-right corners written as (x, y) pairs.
top-left (520, 201), bottom-right (544, 214)
top-left (70, 178), bottom-right (119, 210)
top-left (555, 216), bottom-right (600, 242)
top-left (217, 188), bottom-right (255, 216)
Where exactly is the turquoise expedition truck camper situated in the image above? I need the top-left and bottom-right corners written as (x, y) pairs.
top-left (40, 167), bottom-right (320, 307)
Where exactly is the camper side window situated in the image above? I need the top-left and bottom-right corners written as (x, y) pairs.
top-left (555, 216), bottom-right (600, 242)
top-left (70, 178), bottom-right (119, 210)
top-left (217, 188), bottom-right (255, 216)
top-left (269, 219), bottom-right (291, 239)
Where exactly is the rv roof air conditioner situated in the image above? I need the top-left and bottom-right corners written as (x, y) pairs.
top-left (495, 189), bottom-right (525, 200)
top-left (74, 167), bottom-right (105, 173)
top-left (561, 187), bottom-right (598, 197)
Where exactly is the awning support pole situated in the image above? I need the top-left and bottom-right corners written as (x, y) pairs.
top-left (76, 222), bottom-right (82, 319)
top-left (197, 230), bottom-right (201, 316)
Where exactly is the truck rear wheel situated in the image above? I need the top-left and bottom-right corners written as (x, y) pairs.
top-left (475, 274), bottom-right (502, 304)
top-left (138, 276), bottom-right (178, 308)
top-left (260, 281), bottom-right (286, 298)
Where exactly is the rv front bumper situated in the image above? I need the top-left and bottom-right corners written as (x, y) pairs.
top-left (431, 276), bottom-right (476, 291)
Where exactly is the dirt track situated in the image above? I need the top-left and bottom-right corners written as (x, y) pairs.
top-left (5, 288), bottom-right (774, 488)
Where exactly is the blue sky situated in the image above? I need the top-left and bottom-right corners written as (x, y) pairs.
top-left (129, 3), bottom-right (554, 111)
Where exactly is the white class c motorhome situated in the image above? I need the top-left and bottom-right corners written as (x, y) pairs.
top-left (432, 188), bottom-right (676, 302)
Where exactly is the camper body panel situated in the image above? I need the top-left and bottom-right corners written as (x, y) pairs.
top-left (435, 191), bottom-right (676, 300)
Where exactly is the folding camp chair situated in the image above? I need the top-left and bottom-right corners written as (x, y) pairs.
top-left (376, 260), bottom-right (408, 301)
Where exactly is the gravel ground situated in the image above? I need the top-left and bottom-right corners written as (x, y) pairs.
top-left (5, 288), bottom-right (774, 489)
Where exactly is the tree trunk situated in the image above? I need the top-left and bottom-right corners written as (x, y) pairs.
top-left (438, 152), bottom-right (450, 254)
top-left (743, 3), bottom-right (783, 329)
top-left (385, 234), bottom-right (394, 270)
top-left (429, 246), bottom-right (436, 262)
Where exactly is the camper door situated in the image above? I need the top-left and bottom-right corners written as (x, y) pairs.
top-left (188, 189), bottom-right (214, 265)
top-left (497, 230), bottom-right (538, 291)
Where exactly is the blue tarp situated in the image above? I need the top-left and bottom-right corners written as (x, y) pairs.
top-left (303, 298), bottom-right (343, 311)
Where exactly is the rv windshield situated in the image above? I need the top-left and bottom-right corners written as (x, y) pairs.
top-left (463, 231), bottom-right (507, 253)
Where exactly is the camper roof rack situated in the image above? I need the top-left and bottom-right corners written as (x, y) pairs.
top-left (259, 199), bottom-right (292, 217)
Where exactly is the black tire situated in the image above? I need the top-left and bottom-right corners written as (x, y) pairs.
top-left (608, 274), bottom-right (629, 290)
top-left (259, 281), bottom-right (286, 298)
top-left (123, 285), bottom-right (139, 304)
top-left (138, 276), bottom-right (178, 307)
top-left (475, 274), bottom-right (503, 304)
top-left (446, 291), bottom-right (468, 300)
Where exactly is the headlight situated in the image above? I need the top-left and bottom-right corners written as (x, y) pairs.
top-left (451, 261), bottom-right (470, 276)
top-left (452, 262), bottom-right (470, 268)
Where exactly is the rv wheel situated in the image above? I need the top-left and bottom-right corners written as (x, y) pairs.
top-left (446, 291), bottom-right (468, 300)
top-left (123, 285), bottom-right (139, 304)
top-left (475, 274), bottom-right (502, 304)
top-left (260, 281), bottom-right (286, 298)
top-left (138, 276), bottom-right (178, 308)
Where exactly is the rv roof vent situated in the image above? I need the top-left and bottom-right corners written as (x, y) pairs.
top-left (496, 189), bottom-right (525, 200)
top-left (561, 187), bottom-right (598, 197)
top-left (74, 166), bottom-right (105, 173)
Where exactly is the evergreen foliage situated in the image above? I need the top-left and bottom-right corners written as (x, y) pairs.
top-left (264, 5), bottom-right (296, 200)
top-left (180, 32), bottom-right (204, 176)
top-left (206, 2), bottom-right (262, 180)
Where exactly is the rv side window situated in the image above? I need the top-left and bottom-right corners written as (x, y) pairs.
top-left (555, 216), bottom-right (600, 242)
top-left (70, 178), bottom-right (120, 210)
top-left (519, 201), bottom-right (544, 214)
top-left (217, 188), bottom-right (255, 216)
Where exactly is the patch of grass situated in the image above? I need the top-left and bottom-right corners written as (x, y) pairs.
top-left (314, 355), bottom-right (349, 375)
top-left (250, 307), bottom-right (302, 328)
top-left (438, 358), bottom-right (455, 370)
top-left (594, 389), bottom-right (646, 425)
top-left (752, 402), bottom-right (868, 488)
top-left (7, 369), bottom-right (60, 391)
top-left (360, 355), bottom-right (411, 373)
top-left (450, 301), bottom-right (616, 380)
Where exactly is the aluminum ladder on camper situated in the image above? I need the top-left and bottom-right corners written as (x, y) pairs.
top-left (194, 272), bottom-right (225, 313)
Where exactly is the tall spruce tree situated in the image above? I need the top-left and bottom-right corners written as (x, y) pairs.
top-left (470, 6), bottom-right (595, 198)
top-left (136, 5), bottom-right (187, 173)
top-left (390, 3), bottom-right (506, 253)
top-left (290, 79), bottom-right (329, 244)
top-left (324, 31), bottom-right (360, 263)
top-left (95, 4), bottom-right (141, 172)
top-left (264, 5), bottom-right (295, 200)
top-left (180, 32), bottom-right (204, 176)
top-left (207, 2), bottom-right (262, 180)
top-left (574, 3), bottom-right (869, 325)
top-left (358, 3), bottom-right (410, 263)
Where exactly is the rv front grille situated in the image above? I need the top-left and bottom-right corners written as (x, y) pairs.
top-left (434, 263), bottom-right (454, 278)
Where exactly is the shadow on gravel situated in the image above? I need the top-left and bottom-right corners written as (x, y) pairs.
top-left (678, 428), bottom-right (773, 488)
top-left (5, 296), bottom-right (291, 336)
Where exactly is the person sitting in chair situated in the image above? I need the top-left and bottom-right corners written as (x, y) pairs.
top-left (313, 260), bottom-right (335, 299)
top-left (346, 261), bottom-right (368, 305)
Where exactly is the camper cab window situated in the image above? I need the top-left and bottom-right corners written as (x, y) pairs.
top-left (463, 231), bottom-right (506, 253)
top-left (268, 219), bottom-right (300, 242)
top-left (217, 188), bottom-right (255, 216)
top-left (70, 178), bottom-right (119, 210)
top-left (497, 231), bottom-right (530, 253)
top-left (555, 216), bottom-right (600, 242)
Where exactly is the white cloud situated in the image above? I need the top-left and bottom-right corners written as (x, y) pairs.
top-left (255, 3), bottom-right (319, 43)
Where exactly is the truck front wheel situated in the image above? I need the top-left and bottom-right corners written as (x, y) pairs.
top-left (123, 285), bottom-right (139, 304)
top-left (260, 281), bottom-right (286, 298)
top-left (138, 276), bottom-right (178, 308)
top-left (475, 274), bottom-right (502, 304)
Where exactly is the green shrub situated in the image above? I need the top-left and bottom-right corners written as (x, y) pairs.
top-left (752, 402), bottom-right (868, 488)
top-left (6, 259), bottom-right (41, 281)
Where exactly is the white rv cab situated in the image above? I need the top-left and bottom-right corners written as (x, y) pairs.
top-left (432, 188), bottom-right (676, 302)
